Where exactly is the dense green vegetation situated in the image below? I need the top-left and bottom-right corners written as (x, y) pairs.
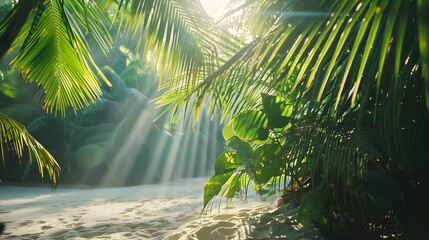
top-left (1, 0), bottom-right (428, 239)
top-left (0, 0), bottom-right (223, 185)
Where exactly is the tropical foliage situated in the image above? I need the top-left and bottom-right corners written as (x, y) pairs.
top-left (1, 0), bottom-right (428, 238)
top-left (0, 0), bottom-right (224, 185)
top-left (0, 0), bottom-right (112, 184)
top-left (183, 1), bottom-right (428, 239)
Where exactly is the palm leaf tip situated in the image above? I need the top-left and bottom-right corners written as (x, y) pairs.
top-left (0, 112), bottom-right (60, 185)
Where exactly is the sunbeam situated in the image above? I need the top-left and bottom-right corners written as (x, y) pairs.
top-left (99, 101), bottom-right (157, 186)
top-left (200, 0), bottom-right (231, 20)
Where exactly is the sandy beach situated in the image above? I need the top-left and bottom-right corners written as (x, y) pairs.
top-left (0, 178), bottom-right (322, 239)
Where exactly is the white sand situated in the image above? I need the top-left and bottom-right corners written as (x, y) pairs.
top-left (0, 178), bottom-right (322, 239)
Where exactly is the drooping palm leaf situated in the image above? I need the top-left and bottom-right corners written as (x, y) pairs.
top-left (0, 112), bottom-right (60, 184)
top-left (0, 0), bottom-right (115, 183)
top-left (112, 0), bottom-right (240, 119)
top-left (119, 0), bottom-right (223, 78)
top-left (64, 0), bottom-right (113, 56)
top-left (10, 0), bottom-right (110, 116)
top-left (158, 0), bottom-right (425, 125)
top-left (191, 1), bottom-right (428, 236)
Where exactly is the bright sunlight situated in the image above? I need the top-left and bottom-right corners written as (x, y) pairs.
top-left (200, 0), bottom-right (231, 20)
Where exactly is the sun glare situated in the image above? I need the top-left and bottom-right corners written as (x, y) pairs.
top-left (200, 0), bottom-right (231, 20)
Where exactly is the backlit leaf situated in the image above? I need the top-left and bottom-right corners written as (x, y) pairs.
top-left (214, 151), bottom-right (243, 175)
top-left (261, 93), bottom-right (293, 129)
top-left (203, 172), bottom-right (233, 208)
top-left (222, 122), bottom-right (235, 141)
top-left (226, 136), bottom-right (253, 160)
top-left (232, 110), bottom-right (269, 141)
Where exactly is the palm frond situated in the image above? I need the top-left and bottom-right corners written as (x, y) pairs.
top-left (114, 0), bottom-right (239, 117)
top-left (0, 112), bottom-right (60, 184)
top-left (159, 0), bottom-right (424, 125)
top-left (10, 0), bottom-right (109, 116)
top-left (65, 0), bottom-right (113, 56)
top-left (119, 0), bottom-right (216, 75)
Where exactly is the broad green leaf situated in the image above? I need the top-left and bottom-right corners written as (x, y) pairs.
top-left (226, 136), bottom-right (253, 160)
top-left (214, 151), bottom-right (243, 175)
top-left (232, 110), bottom-right (269, 141)
top-left (251, 144), bottom-right (282, 184)
top-left (251, 144), bottom-right (281, 166)
top-left (257, 127), bottom-right (270, 142)
top-left (253, 167), bottom-right (275, 185)
top-left (261, 94), bottom-right (293, 129)
top-left (222, 121), bottom-right (235, 141)
top-left (203, 172), bottom-right (233, 208)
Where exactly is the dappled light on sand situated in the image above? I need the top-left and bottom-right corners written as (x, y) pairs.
top-left (0, 178), bottom-right (322, 239)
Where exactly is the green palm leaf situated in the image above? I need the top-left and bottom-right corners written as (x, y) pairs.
top-left (10, 0), bottom-right (109, 116)
top-left (65, 0), bottom-right (113, 56)
top-left (115, 0), bottom-right (238, 116)
top-left (0, 0), bottom-right (115, 184)
top-left (118, 0), bottom-right (220, 77)
top-left (158, 0), bottom-right (426, 124)
top-left (0, 112), bottom-right (60, 184)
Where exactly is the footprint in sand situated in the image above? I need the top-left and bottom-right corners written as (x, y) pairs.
top-left (75, 226), bottom-right (86, 231)
top-left (41, 225), bottom-right (54, 230)
top-left (65, 221), bottom-right (84, 228)
top-left (18, 220), bottom-right (33, 227)
top-left (123, 207), bottom-right (137, 213)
